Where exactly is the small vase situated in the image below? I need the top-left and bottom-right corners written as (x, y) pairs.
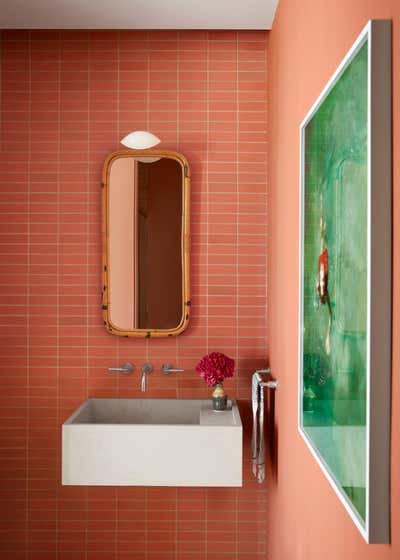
top-left (211, 383), bottom-right (228, 411)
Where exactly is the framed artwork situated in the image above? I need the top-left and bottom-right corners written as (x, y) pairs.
top-left (298, 20), bottom-right (392, 543)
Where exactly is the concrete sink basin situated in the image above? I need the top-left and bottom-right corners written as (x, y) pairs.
top-left (62, 398), bottom-right (242, 487)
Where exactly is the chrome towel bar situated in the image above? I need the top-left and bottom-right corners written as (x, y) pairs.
top-left (251, 369), bottom-right (279, 483)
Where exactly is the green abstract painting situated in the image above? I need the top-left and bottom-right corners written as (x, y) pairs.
top-left (300, 21), bottom-right (391, 544)
top-left (301, 41), bottom-right (368, 523)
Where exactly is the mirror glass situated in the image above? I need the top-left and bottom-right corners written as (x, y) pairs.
top-left (102, 152), bottom-right (190, 337)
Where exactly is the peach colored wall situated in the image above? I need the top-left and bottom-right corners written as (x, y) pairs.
top-left (0, 30), bottom-right (268, 559)
top-left (268, 1), bottom-right (399, 559)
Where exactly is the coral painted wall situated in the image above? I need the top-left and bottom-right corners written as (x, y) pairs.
top-left (0, 31), bottom-right (268, 559)
top-left (268, 1), bottom-right (400, 559)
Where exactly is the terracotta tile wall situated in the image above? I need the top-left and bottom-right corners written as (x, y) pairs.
top-left (0, 30), bottom-right (268, 560)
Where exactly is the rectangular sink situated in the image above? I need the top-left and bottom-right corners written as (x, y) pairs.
top-left (62, 398), bottom-right (242, 487)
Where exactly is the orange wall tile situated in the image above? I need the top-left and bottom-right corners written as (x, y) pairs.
top-left (0, 30), bottom-right (268, 559)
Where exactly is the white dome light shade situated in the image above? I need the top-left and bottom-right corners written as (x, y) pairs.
top-left (120, 130), bottom-right (161, 150)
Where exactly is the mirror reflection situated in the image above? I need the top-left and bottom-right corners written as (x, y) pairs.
top-left (102, 152), bottom-right (190, 337)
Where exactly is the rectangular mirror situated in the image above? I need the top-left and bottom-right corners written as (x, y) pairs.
top-left (102, 150), bottom-right (190, 337)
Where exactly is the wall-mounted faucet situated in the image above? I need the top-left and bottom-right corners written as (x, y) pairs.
top-left (141, 362), bottom-right (153, 392)
top-left (106, 361), bottom-right (155, 391)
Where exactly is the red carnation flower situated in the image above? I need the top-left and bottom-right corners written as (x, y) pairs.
top-left (195, 352), bottom-right (235, 386)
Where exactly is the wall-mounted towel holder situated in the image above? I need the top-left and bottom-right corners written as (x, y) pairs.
top-left (251, 369), bottom-right (279, 483)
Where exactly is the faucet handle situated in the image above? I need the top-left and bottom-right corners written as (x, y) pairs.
top-left (108, 362), bottom-right (134, 374)
top-left (161, 363), bottom-right (184, 374)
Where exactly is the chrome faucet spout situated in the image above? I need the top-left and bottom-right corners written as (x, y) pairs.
top-left (141, 362), bottom-right (153, 392)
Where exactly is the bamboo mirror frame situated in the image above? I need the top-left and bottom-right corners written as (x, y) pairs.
top-left (102, 149), bottom-right (190, 338)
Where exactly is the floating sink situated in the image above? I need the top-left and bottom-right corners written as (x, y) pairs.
top-left (62, 398), bottom-right (242, 487)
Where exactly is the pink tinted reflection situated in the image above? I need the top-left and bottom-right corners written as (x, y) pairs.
top-left (109, 157), bottom-right (138, 330)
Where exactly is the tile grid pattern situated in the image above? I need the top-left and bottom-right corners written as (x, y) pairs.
top-left (0, 30), bottom-right (268, 560)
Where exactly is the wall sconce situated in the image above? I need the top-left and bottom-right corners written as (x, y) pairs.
top-left (120, 130), bottom-right (161, 150)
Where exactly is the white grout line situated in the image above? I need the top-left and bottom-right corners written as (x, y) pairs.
top-left (235, 31), bottom-right (240, 560)
top-left (55, 30), bottom-right (61, 560)
top-left (204, 33), bottom-right (210, 560)
top-left (84, 33), bottom-right (90, 560)
top-left (25, 31), bottom-right (32, 560)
